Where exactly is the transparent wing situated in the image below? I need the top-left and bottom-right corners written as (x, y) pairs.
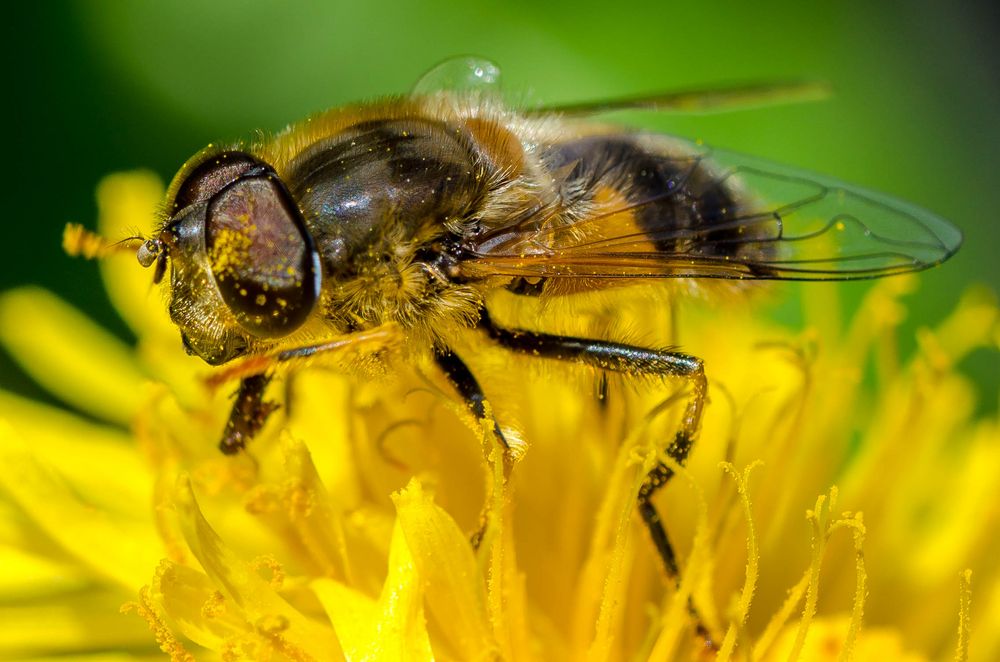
top-left (412, 56), bottom-right (503, 96)
top-left (461, 142), bottom-right (962, 282)
top-left (527, 80), bottom-right (831, 116)
top-left (414, 59), bottom-right (825, 115)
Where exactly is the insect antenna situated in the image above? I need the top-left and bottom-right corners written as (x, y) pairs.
top-left (63, 223), bottom-right (146, 259)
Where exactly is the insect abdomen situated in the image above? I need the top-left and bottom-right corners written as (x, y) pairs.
top-left (543, 135), bottom-right (750, 260)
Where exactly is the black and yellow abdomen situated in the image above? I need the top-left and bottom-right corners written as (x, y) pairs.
top-left (540, 135), bottom-right (748, 260)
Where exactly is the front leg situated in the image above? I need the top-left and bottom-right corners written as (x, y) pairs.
top-left (219, 374), bottom-right (278, 454)
top-left (209, 324), bottom-right (402, 452)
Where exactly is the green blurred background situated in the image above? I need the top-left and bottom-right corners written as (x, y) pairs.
top-left (3, 1), bottom-right (997, 410)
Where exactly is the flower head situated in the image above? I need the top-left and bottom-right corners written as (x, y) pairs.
top-left (0, 172), bottom-right (998, 661)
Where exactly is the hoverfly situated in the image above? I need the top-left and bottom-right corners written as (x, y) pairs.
top-left (72, 57), bottom-right (960, 599)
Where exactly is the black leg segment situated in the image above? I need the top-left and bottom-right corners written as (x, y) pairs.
top-left (478, 308), bottom-right (708, 586)
top-left (219, 373), bottom-right (279, 454)
top-left (480, 310), bottom-right (701, 378)
top-left (432, 345), bottom-right (509, 449)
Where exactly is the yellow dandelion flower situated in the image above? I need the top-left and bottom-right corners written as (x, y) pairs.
top-left (1, 171), bottom-right (998, 661)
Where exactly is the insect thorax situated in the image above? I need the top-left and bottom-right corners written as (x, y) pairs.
top-left (281, 117), bottom-right (492, 331)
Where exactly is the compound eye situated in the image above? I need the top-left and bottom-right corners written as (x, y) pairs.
top-left (205, 175), bottom-right (319, 337)
top-left (172, 151), bottom-right (263, 212)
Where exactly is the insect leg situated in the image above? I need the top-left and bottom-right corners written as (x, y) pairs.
top-left (208, 325), bottom-right (402, 452)
top-left (432, 345), bottom-right (514, 551)
top-left (478, 309), bottom-right (706, 582)
top-left (432, 345), bottom-right (510, 450)
top-left (219, 374), bottom-right (279, 454)
top-left (205, 325), bottom-right (401, 389)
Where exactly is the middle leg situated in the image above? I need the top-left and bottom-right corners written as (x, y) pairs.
top-left (431, 345), bottom-right (510, 450)
top-left (478, 309), bottom-right (707, 583)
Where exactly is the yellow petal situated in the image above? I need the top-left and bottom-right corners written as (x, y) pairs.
top-left (907, 423), bottom-right (1000, 581)
top-left (491, 497), bottom-right (533, 662)
top-left (392, 479), bottom-right (498, 660)
top-left (785, 490), bottom-right (837, 661)
top-left (312, 580), bottom-right (380, 657)
top-left (0, 420), bottom-right (161, 590)
top-left (476, 423), bottom-right (533, 661)
top-left (94, 171), bottom-right (176, 340)
top-left (173, 474), bottom-right (342, 661)
top-left (135, 335), bottom-right (213, 411)
top-left (153, 559), bottom-right (253, 650)
top-left (0, 543), bottom-right (89, 601)
top-left (269, 436), bottom-right (361, 587)
top-left (6, 655), bottom-right (152, 662)
top-left (240, 435), bottom-right (386, 591)
top-left (573, 412), bottom-right (664, 660)
top-left (0, 389), bottom-right (151, 517)
top-left (0, 588), bottom-right (153, 658)
top-left (286, 371), bottom-right (362, 509)
top-left (716, 462), bottom-right (762, 661)
top-left (313, 519), bottom-right (434, 661)
top-left (760, 616), bottom-right (927, 662)
top-left (933, 286), bottom-right (998, 362)
top-left (0, 288), bottom-right (146, 424)
top-left (645, 454), bottom-right (713, 660)
top-left (955, 569), bottom-right (972, 662)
